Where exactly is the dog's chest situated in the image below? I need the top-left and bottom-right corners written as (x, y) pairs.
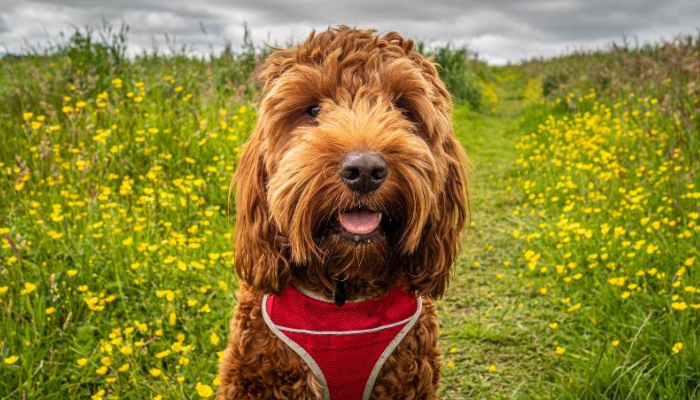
top-left (262, 286), bottom-right (421, 400)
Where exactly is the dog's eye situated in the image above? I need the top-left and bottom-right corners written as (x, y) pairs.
top-left (394, 103), bottom-right (413, 120)
top-left (306, 105), bottom-right (321, 118)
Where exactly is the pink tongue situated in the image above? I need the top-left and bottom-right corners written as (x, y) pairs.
top-left (339, 210), bottom-right (381, 235)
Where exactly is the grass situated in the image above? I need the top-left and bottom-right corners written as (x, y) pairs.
top-left (508, 91), bottom-right (700, 398)
top-left (512, 40), bottom-right (700, 397)
top-left (1, 26), bottom-right (699, 399)
top-left (0, 28), bottom-right (258, 399)
top-left (440, 68), bottom-right (558, 399)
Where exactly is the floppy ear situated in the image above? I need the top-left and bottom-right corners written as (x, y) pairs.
top-left (233, 130), bottom-right (290, 294)
top-left (407, 130), bottom-right (469, 299)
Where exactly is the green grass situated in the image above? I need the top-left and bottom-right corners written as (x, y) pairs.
top-left (439, 68), bottom-right (559, 399)
top-left (0, 28), bottom-right (258, 398)
top-left (442, 61), bottom-right (700, 398)
top-left (1, 27), bottom-right (699, 399)
top-left (506, 88), bottom-right (700, 398)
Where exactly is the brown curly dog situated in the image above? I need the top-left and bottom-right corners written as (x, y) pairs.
top-left (218, 26), bottom-right (468, 400)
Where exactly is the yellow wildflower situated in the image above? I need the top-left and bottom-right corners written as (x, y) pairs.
top-left (21, 282), bottom-right (37, 295)
top-left (567, 303), bottom-right (581, 313)
top-left (155, 350), bottom-right (170, 359)
top-left (210, 332), bottom-right (220, 346)
top-left (196, 382), bottom-right (214, 398)
top-left (671, 302), bottom-right (688, 311)
top-left (672, 342), bottom-right (683, 354)
top-left (4, 356), bottom-right (19, 365)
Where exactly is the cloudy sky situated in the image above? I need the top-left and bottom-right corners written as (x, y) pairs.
top-left (0, 0), bottom-right (699, 64)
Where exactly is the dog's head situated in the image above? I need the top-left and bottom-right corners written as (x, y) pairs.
top-left (234, 26), bottom-right (468, 298)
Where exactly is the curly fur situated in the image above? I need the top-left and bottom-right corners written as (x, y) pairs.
top-left (219, 26), bottom-right (469, 400)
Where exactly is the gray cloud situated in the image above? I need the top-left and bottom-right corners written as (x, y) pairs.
top-left (0, 0), bottom-right (698, 63)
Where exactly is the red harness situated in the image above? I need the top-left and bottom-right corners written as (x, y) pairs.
top-left (263, 286), bottom-right (421, 400)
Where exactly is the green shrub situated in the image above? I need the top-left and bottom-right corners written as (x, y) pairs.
top-left (421, 43), bottom-right (483, 109)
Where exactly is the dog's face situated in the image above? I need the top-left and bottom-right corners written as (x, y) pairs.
top-left (234, 27), bottom-right (468, 297)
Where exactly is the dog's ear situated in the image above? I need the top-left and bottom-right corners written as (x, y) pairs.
top-left (408, 127), bottom-right (469, 299)
top-left (233, 131), bottom-right (290, 294)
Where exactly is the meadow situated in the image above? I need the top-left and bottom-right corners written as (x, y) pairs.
top-left (1, 26), bottom-right (698, 399)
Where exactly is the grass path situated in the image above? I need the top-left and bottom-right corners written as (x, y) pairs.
top-left (439, 71), bottom-right (556, 399)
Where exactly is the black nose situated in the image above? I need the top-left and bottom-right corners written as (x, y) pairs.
top-left (339, 151), bottom-right (388, 193)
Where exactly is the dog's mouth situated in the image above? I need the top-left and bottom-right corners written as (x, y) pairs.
top-left (338, 208), bottom-right (382, 240)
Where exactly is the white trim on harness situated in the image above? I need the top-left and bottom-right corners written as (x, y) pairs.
top-left (262, 294), bottom-right (331, 400)
top-left (362, 296), bottom-right (422, 400)
top-left (276, 315), bottom-right (415, 336)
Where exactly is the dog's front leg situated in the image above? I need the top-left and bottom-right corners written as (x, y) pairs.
top-left (217, 287), bottom-right (324, 400)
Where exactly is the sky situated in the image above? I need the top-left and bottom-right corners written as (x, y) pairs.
top-left (0, 0), bottom-right (699, 64)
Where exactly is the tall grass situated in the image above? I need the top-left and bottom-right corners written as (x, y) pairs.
top-left (0, 23), bottom-right (260, 135)
top-left (0, 25), bottom-right (258, 399)
top-left (529, 35), bottom-right (700, 163)
top-left (513, 34), bottom-right (700, 398)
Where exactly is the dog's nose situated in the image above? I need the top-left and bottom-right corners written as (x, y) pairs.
top-left (339, 151), bottom-right (388, 193)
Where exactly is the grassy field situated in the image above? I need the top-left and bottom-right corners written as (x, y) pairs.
top-left (1, 29), bottom-right (698, 399)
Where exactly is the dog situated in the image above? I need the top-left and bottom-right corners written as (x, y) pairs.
top-left (218, 26), bottom-right (468, 400)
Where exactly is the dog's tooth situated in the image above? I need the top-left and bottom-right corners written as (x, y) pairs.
top-left (354, 236), bottom-right (360, 242)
